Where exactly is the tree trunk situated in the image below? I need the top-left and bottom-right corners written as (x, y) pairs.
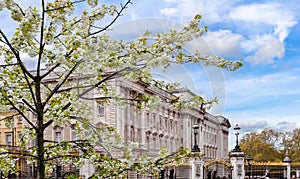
top-left (37, 119), bottom-right (45, 179)
top-left (36, 77), bottom-right (45, 179)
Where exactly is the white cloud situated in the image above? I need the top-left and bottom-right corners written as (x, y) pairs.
top-left (240, 120), bottom-right (269, 132)
top-left (244, 38), bottom-right (284, 64)
top-left (229, 3), bottom-right (296, 26)
top-left (229, 3), bottom-right (297, 65)
top-left (156, 0), bottom-right (237, 23)
top-left (191, 30), bottom-right (244, 57)
top-left (160, 8), bottom-right (178, 16)
top-left (230, 115), bottom-right (300, 132)
top-left (157, 1), bottom-right (297, 65)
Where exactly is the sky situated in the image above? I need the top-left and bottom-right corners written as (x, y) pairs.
top-left (107, 0), bottom-right (300, 142)
top-left (1, 0), bottom-right (300, 148)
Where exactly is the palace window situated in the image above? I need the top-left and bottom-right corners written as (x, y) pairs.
top-left (146, 136), bottom-right (150, 150)
top-left (6, 133), bottom-right (12, 146)
top-left (72, 131), bottom-right (78, 141)
top-left (18, 131), bottom-right (22, 141)
top-left (55, 132), bottom-right (62, 143)
top-left (130, 126), bottom-right (134, 142)
top-left (33, 138), bottom-right (37, 146)
top-left (98, 102), bottom-right (105, 115)
top-left (146, 113), bottom-right (150, 126)
top-left (19, 116), bottom-right (23, 123)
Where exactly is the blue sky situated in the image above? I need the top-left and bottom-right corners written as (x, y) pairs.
top-left (108, 0), bottom-right (300, 138)
top-left (1, 0), bottom-right (300, 147)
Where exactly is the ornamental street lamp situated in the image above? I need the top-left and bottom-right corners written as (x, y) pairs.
top-left (246, 154), bottom-right (253, 179)
top-left (191, 124), bottom-right (200, 153)
top-left (233, 124), bottom-right (241, 152)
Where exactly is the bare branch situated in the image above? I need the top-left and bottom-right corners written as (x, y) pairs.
top-left (45, 0), bottom-right (85, 13)
top-left (0, 63), bottom-right (19, 68)
top-left (78, 67), bottom-right (130, 98)
top-left (5, 96), bottom-right (37, 130)
top-left (69, 116), bottom-right (113, 158)
top-left (42, 59), bottom-right (84, 109)
top-left (0, 30), bottom-right (35, 80)
top-left (42, 140), bottom-right (92, 162)
top-left (0, 30), bottom-right (38, 110)
top-left (88, 0), bottom-right (132, 36)
top-left (0, 151), bottom-right (38, 159)
top-left (43, 154), bottom-right (81, 162)
top-left (0, 114), bottom-right (16, 122)
top-left (37, 0), bottom-right (46, 76)
top-left (14, 3), bottom-right (25, 16)
top-left (40, 63), bottom-right (61, 79)
top-left (53, 20), bottom-right (81, 40)
top-left (56, 84), bottom-right (94, 93)
top-left (43, 120), bottom-right (53, 130)
top-left (21, 99), bottom-right (37, 114)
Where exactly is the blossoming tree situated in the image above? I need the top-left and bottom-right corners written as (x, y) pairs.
top-left (0, 0), bottom-right (242, 178)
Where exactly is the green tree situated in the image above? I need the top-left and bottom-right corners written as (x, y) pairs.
top-left (241, 128), bottom-right (300, 163)
top-left (0, 0), bottom-right (241, 178)
top-left (240, 129), bottom-right (282, 162)
top-left (259, 129), bottom-right (282, 149)
top-left (284, 129), bottom-right (300, 162)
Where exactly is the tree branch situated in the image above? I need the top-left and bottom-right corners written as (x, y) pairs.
top-left (6, 96), bottom-right (37, 130)
top-left (37, 0), bottom-right (46, 77)
top-left (78, 67), bottom-right (130, 98)
top-left (42, 140), bottom-right (91, 162)
top-left (40, 63), bottom-right (61, 79)
top-left (56, 84), bottom-right (94, 93)
top-left (0, 151), bottom-right (38, 159)
top-left (0, 30), bottom-right (35, 80)
top-left (42, 59), bottom-right (84, 109)
top-left (0, 114), bottom-right (16, 122)
top-left (69, 116), bottom-right (113, 158)
top-left (45, 0), bottom-right (85, 13)
top-left (14, 3), bottom-right (25, 16)
top-left (21, 99), bottom-right (37, 114)
top-left (88, 0), bottom-right (132, 36)
top-left (43, 154), bottom-right (82, 162)
top-left (0, 30), bottom-right (38, 110)
top-left (0, 63), bottom-right (19, 68)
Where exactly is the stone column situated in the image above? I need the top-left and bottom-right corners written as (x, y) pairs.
top-left (191, 156), bottom-right (204, 179)
top-left (80, 159), bottom-right (95, 178)
top-left (230, 151), bottom-right (245, 179)
top-left (127, 125), bottom-right (131, 142)
top-left (286, 163), bottom-right (291, 179)
top-left (140, 112), bottom-right (146, 149)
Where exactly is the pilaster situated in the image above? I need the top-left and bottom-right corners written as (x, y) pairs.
top-left (230, 151), bottom-right (245, 179)
top-left (191, 156), bottom-right (203, 179)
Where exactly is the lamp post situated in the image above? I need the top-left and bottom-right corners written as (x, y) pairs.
top-left (191, 124), bottom-right (200, 153)
top-left (190, 124), bottom-right (203, 179)
top-left (233, 124), bottom-right (241, 152)
top-left (246, 154), bottom-right (253, 179)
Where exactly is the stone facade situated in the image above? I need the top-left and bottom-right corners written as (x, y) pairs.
top-left (91, 79), bottom-right (231, 160)
top-left (0, 112), bottom-right (23, 147)
top-left (0, 76), bottom-right (231, 177)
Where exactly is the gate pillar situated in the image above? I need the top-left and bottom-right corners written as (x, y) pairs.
top-left (191, 156), bottom-right (203, 179)
top-left (230, 151), bottom-right (245, 179)
top-left (283, 150), bottom-right (291, 179)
